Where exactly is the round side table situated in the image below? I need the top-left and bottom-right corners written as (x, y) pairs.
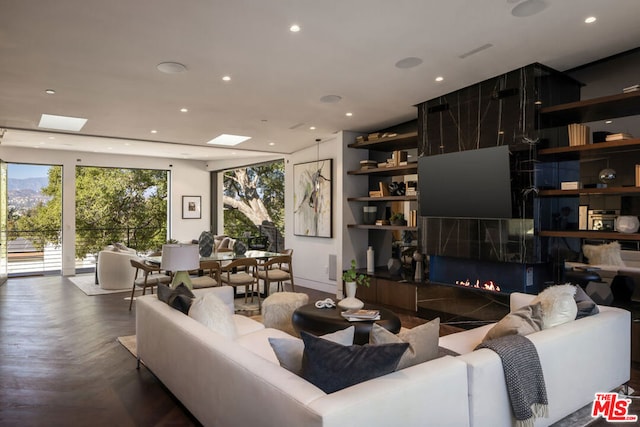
top-left (292, 303), bottom-right (401, 345)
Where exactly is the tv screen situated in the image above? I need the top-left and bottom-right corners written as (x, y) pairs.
top-left (418, 145), bottom-right (512, 219)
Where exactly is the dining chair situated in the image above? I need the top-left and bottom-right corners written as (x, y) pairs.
top-left (256, 254), bottom-right (295, 295)
top-left (191, 260), bottom-right (221, 289)
top-left (219, 258), bottom-right (260, 308)
top-left (129, 259), bottom-right (172, 310)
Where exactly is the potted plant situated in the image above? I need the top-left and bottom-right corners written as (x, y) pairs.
top-left (390, 212), bottom-right (407, 226)
top-left (339, 260), bottom-right (369, 310)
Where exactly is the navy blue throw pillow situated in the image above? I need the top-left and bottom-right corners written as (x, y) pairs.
top-left (300, 331), bottom-right (408, 393)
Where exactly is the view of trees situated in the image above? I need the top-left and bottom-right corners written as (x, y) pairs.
top-left (223, 161), bottom-right (284, 240)
top-left (10, 166), bottom-right (168, 258)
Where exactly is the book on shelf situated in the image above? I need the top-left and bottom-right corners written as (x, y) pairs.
top-left (341, 309), bottom-right (380, 321)
top-left (568, 123), bottom-right (590, 146)
top-left (605, 133), bottom-right (634, 141)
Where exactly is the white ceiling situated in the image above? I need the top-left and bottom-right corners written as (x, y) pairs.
top-left (1, 0), bottom-right (639, 161)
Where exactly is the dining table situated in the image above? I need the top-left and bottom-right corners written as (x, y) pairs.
top-left (144, 249), bottom-right (285, 297)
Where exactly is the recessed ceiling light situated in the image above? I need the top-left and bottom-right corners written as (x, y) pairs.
top-left (268, 142), bottom-right (275, 146)
top-left (38, 113), bottom-right (87, 131)
top-left (511, 0), bottom-right (547, 18)
top-left (320, 95), bottom-right (342, 104)
top-left (180, 108), bottom-right (188, 113)
top-left (157, 62), bottom-right (187, 74)
top-left (309, 126), bottom-right (316, 130)
top-left (48, 136), bottom-right (55, 140)
top-left (435, 76), bottom-right (444, 82)
top-left (290, 24), bottom-right (301, 32)
top-left (585, 16), bottom-right (597, 23)
top-left (222, 75), bottom-right (231, 82)
top-left (207, 134), bottom-right (252, 146)
top-left (151, 130), bottom-right (158, 134)
top-left (395, 57), bottom-right (423, 69)
top-left (605, 120), bottom-right (613, 124)
top-left (345, 112), bottom-right (353, 117)
top-left (45, 89), bottom-right (56, 95)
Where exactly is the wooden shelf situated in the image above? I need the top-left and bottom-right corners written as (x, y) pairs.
top-left (347, 195), bottom-right (417, 202)
top-left (348, 131), bottom-right (418, 151)
top-left (539, 230), bottom-right (640, 241)
top-left (538, 186), bottom-right (640, 197)
top-left (540, 90), bottom-right (640, 127)
top-left (347, 163), bottom-right (418, 176)
top-left (538, 138), bottom-right (640, 160)
top-left (347, 224), bottom-right (418, 231)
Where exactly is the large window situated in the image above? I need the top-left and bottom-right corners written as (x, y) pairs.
top-left (223, 160), bottom-right (284, 250)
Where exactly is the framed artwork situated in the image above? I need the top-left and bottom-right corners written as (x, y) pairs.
top-left (293, 159), bottom-right (332, 237)
top-left (182, 196), bottom-right (201, 219)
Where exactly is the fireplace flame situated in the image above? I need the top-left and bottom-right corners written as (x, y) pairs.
top-left (455, 279), bottom-right (501, 292)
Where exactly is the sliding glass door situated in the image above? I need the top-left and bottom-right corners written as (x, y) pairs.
top-left (0, 160), bottom-right (7, 285)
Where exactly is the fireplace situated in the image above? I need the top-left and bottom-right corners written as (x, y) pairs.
top-left (429, 256), bottom-right (550, 294)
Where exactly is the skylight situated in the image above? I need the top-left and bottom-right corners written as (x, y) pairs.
top-left (207, 134), bottom-right (252, 146)
top-left (38, 114), bottom-right (87, 131)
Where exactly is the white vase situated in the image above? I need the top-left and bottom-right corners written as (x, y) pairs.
top-left (338, 281), bottom-right (364, 310)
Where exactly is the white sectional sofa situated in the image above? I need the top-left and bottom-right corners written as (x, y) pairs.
top-left (136, 286), bottom-right (470, 427)
top-left (136, 287), bottom-right (630, 427)
top-left (439, 292), bottom-right (630, 427)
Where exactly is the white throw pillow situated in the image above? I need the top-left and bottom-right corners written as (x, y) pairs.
top-left (369, 318), bottom-right (440, 370)
top-left (189, 292), bottom-right (238, 339)
top-left (583, 241), bottom-right (625, 266)
top-left (531, 284), bottom-right (578, 329)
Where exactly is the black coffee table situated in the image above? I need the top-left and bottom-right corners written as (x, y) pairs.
top-left (292, 303), bottom-right (401, 345)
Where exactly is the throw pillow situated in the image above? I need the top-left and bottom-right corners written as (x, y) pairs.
top-left (531, 284), bottom-right (578, 329)
top-left (483, 303), bottom-right (543, 342)
top-left (300, 331), bottom-right (409, 394)
top-left (189, 292), bottom-right (238, 339)
top-left (583, 241), bottom-right (625, 266)
top-left (157, 283), bottom-right (195, 315)
top-left (114, 242), bottom-right (128, 251)
top-left (268, 326), bottom-right (355, 375)
top-left (369, 318), bottom-right (440, 370)
top-left (574, 285), bottom-right (600, 319)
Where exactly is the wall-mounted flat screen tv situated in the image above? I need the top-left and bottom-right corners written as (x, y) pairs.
top-left (418, 145), bottom-right (512, 219)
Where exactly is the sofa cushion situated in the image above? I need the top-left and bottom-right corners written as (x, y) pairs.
top-left (532, 284), bottom-right (578, 329)
top-left (583, 241), bottom-right (625, 266)
top-left (189, 292), bottom-right (238, 339)
top-left (483, 303), bottom-right (543, 342)
top-left (300, 331), bottom-right (409, 393)
top-left (268, 326), bottom-right (355, 375)
top-left (369, 318), bottom-right (440, 370)
top-left (574, 285), bottom-right (600, 319)
top-left (157, 283), bottom-right (195, 314)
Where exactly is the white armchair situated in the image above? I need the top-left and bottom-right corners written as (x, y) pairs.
top-left (97, 247), bottom-right (141, 290)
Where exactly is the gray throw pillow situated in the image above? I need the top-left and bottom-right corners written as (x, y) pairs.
top-left (574, 285), bottom-right (600, 319)
top-left (300, 331), bottom-right (408, 394)
top-left (369, 318), bottom-right (440, 370)
top-left (157, 283), bottom-right (195, 314)
top-left (268, 326), bottom-right (355, 375)
top-left (483, 302), bottom-right (543, 342)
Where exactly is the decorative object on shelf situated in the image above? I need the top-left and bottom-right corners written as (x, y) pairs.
top-left (182, 195), bottom-right (201, 219)
top-left (390, 212), bottom-right (407, 226)
top-left (615, 216), bottom-right (640, 234)
top-left (367, 246), bottom-right (375, 273)
top-left (598, 168), bottom-right (617, 184)
top-left (387, 257), bottom-right (402, 276)
top-left (314, 298), bottom-right (336, 309)
top-left (413, 251), bottom-right (424, 282)
top-left (339, 260), bottom-right (369, 310)
top-left (388, 181), bottom-right (406, 196)
top-left (293, 157), bottom-right (332, 238)
top-left (363, 206), bottom-right (377, 224)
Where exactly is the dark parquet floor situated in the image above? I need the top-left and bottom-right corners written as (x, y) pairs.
top-left (1, 275), bottom-right (639, 426)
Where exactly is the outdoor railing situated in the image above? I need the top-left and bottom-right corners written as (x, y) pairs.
top-left (4, 227), bottom-right (166, 276)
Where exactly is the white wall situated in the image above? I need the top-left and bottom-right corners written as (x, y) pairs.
top-left (0, 146), bottom-right (210, 275)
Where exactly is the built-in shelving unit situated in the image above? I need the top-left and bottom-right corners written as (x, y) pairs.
top-left (538, 187), bottom-right (640, 197)
top-left (538, 138), bottom-right (640, 161)
top-left (347, 195), bottom-right (417, 202)
top-left (539, 230), bottom-right (640, 241)
top-left (347, 224), bottom-right (418, 231)
top-left (348, 131), bottom-right (418, 151)
top-left (347, 163), bottom-right (417, 176)
top-left (540, 90), bottom-right (640, 127)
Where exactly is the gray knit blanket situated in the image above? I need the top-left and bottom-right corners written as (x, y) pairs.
top-left (476, 334), bottom-right (548, 427)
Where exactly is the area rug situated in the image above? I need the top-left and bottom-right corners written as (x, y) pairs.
top-left (117, 335), bottom-right (137, 357)
top-left (69, 274), bottom-right (131, 296)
